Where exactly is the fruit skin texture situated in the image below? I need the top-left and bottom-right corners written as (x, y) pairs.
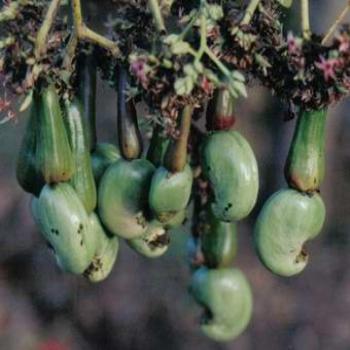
top-left (201, 130), bottom-right (259, 222)
top-left (190, 267), bottom-right (253, 342)
top-left (254, 188), bottom-right (326, 277)
top-left (36, 86), bottom-right (74, 184)
top-left (65, 99), bottom-right (97, 214)
top-left (127, 221), bottom-right (170, 258)
top-left (201, 209), bottom-right (237, 268)
top-left (91, 143), bottom-right (121, 183)
top-left (16, 95), bottom-right (45, 196)
top-left (164, 209), bottom-right (186, 229)
top-left (98, 159), bottom-right (155, 239)
top-left (117, 66), bottom-right (143, 160)
top-left (149, 164), bottom-right (193, 223)
top-left (84, 213), bottom-right (119, 283)
top-left (37, 183), bottom-right (95, 274)
top-left (285, 109), bottom-right (327, 193)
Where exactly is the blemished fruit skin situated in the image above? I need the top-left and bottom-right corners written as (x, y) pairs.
top-left (98, 158), bottom-right (155, 239)
top-left (201, 130), bottom-right (259, 222)
top-left (37, 183), bottom-right (95, 274)
top-left (16, 94), bottom-right (45, 196)
top-left (65, 98), bottom-right (97, 214)
top-left (190, 267), bottom-right (253, 342)
top-left (127, 221), bottom-right (170, 258)
top-left (149, 164), bottom-right (193, 223)
top-left (254, 188), bottom-right (326, 277)
top-left (201, 209), bottom-right (238, 268)
top-left (285, 109), bottom-right (327, 193)
top-left (84, 213), bottom-right (119, 283)
top-left (91, 143), bottom-right (121, 183)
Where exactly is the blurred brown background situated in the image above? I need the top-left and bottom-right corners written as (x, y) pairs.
top-left (0, 1), bottom-right (350, 349)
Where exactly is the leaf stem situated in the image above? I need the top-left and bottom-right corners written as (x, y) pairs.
top-left (34, 0), bottom-right (62, 60)
top-left (148, 0), bottom-right (166, 34)
top-left (322, 1), bottom-right (350, 45)
top-left (301, 0), bottom-right (311, 40)
top-left (241, 0), bottom-right (261, 25)
top-left (71, 0), bottom-right (120, 57)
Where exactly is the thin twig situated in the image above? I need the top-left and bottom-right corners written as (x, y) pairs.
top-left (62, 33), bottom-right (78, 71)
top-left (148, 0), bottom-right (166, 33)
top-left (241, 0), bottom-right (261, 25)
top-left (322, 1), bottom-right (350, 45)
top-left (301, 0), bottom-right (311, 40)
top-left (71, 0), bottom-right (120, 57)
top-left (34, 0), bottom-right (62, 60)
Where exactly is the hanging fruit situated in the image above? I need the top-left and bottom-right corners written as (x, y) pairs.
top-left (91, 143), bottom-right (121, 183)
top-left (64, 98), bottom-right (97, 214)
top-left (36, 86), bottom-right (74, 184)
top-left (254, 189), bottom-right (326, 277)
top-left (117, 66), bottom-right (143, 160)
top-left (98, 67), bottom-right (155, 238)
top-left (16, 91), bottom-right (45, 196)
top-left (84, 213), bottom-right (119, 283)
top-left (148, 105), bottom-right (194, 223)
top-left (190, 267), bottom-right (253, 342)
top-left (36, 183), bottom-right (96, 275)
top-left (201, 207), bottom-right (238, 269)
top-left (285, 109), bottom-right (327, 193)
top-left (201, 88), bottom-right (259, 222)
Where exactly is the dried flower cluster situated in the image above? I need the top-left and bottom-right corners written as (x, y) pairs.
top-left (0, 0), bottom-right (350, 124)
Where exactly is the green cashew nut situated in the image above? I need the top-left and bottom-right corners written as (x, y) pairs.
top-left (201, 208), bottom-right (238, 268)
top-left (84, 213), bottom-right (119, 283)
top-left (254, 188), bottom-right (326, 277)
top-left (190, 267), bottom-right (253, 342)
top-left (98, 158), bottom-right (155, 239)
top-left (127, 221), bottom-right (170, 258)
top-left (149, 164), bottom-right (193, 223)
top-left (201, 130), bottom-right (259, 222)
top-left (91, 143), bottom-right (121, 183)
top-left (37, 183), bottom-right (95, 274)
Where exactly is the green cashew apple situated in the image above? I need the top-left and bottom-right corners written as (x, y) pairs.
top-left (84, 213), bottom-right (119, 283)
top-left (254, 188), bottom-right (326, 277)
top-left (201, 130), bottom-right (259, 222)
top-left (16, 93), bottom-right (45, 196)
top-left (64, 98), bottom-right (97, 214)
top-left (127, 221), bottom-right (170, 258)
top-left (36, 86), bottom-right (74, 184)
top-left (149, 164), bottom-right (193, 223)
top-left (91, 143), bottom-right (121, 183)
top-left (98, 158), bottom-right (155, 239)
top-left (190, 267), bottom-right (253, 342)
top-left (37, 183), bottom-right (95, 274)
top-left (164, 208), bottom-right (187, 229)
top-left (285, 109), bottom-right (327, 193)
top-left (201, 208), bottom-right (238, 268)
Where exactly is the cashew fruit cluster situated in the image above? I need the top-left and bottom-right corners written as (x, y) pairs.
top-left (15, 57), bottom-right (328, 344)
top-left (17, 62), bottom-right (119, 282)
top-left (187, 89), bottom-right (255, 342)
top-left (254, 109), bottom-right (327, 277)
